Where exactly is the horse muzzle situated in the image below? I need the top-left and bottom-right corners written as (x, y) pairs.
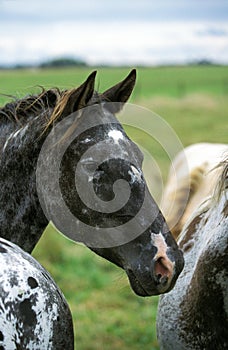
top-left (125, 246), bottom-right (184, 297)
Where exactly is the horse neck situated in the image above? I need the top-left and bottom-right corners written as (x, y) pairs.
top-left (0, 115), bottom-right (50, 253)
top-left (179, 190), bottom-right (228, 273)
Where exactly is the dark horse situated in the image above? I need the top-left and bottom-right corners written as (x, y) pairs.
top-left (0, 70), bottom-right (184, 297)
top-left (0, 237), bottom-right (73, 349)
top-left (157, 158), bottom-right (228, 349)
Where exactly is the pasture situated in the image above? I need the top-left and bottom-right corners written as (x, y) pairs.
top-left (0, 65), bottom-right (227, 349)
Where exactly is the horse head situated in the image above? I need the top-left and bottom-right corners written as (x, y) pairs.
top-left (37, 70), bottom-right (184, 296)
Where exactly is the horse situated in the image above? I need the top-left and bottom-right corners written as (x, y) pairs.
top-left (160, 142), bottom-right (228, 239)
top-left (157, 156), bottom-right (228, 349)
top-left (0, 70), bottom-right (184, 297)
top-left (0, 237), bottom-right (74, 349)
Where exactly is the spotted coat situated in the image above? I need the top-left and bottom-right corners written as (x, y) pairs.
top-left (0, 238), bottom-right (74, 350)
top-left (157, 180), bottom-right (228, 350)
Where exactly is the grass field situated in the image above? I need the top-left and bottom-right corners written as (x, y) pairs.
top-left (0, 66), bottom-right (227, 349)
top-left (1, 65), bottom-right (228, 104)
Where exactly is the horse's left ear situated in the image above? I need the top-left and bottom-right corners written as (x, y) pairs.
top-left (102, 69), bottom-right (136, 110)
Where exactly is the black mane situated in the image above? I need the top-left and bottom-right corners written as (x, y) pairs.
top-left (0, 89), bottom-right (61, 124)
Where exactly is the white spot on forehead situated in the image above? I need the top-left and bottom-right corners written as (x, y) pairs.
top-left (108, 129), bottom-right (124, 144)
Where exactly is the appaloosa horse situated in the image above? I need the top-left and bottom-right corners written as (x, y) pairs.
top-left (0, 237), bottom-right (73, 349)
top-left (157, 157), bottom-right (228, 349)
top-left (0, 70), bottom-right (184, 297)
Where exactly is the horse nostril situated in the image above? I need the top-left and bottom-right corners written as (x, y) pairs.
top-left (153, 256), bottom-right (173, 286)
top-left (155, 273), bottom-right (168, 285)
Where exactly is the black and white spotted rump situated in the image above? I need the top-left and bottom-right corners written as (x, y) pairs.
top-left (0, 238), bottom-right (73, 350)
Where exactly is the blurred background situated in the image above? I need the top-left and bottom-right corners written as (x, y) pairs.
top-left (1, 0), bottom-right (228, 67)
top-left (0, 1), bottom-right (228, 349)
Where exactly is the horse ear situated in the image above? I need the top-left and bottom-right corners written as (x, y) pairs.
top-left (102, 69), bottom-right (136, 110)
top-left (68, 71), bottom-right (97, 113)
top-left (62, 71), bottom-right (97, 116)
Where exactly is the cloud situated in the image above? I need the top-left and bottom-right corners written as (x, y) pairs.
top-left (0, 19), bottom-right (228, 66)
top-left (0, 1), bottom-right (228, 65)
top-left (197, 27), bottom-right (228, 37)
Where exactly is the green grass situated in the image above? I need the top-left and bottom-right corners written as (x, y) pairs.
top-left (0, 66), bottom-right (227, 349)
top-left (33, 226), bottom-right (159, 350)
top-left (1, 65), bottom-right (228, 104)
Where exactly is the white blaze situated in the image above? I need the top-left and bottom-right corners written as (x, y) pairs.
top-left (108, 129), bottom-right (124, 144)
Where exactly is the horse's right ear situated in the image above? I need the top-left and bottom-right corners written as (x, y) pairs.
top-left (55, 71), bottom-right (97, 120)
top-left (44, 71), bottom-right (97, 130)
top-left (67, 71), bottom-right (97, 113)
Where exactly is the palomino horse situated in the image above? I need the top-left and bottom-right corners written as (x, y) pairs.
top-left (0, 237), bottom-right (73, 349)
top-left (161, 142), bottom-right (228, 239)
top-left (157, 156), bottom-right (228, 349)
top-left (0, 70), bottom-right (184, 297)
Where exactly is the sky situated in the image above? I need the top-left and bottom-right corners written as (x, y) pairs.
top-left (0, 0), bottom-right (228, 66)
